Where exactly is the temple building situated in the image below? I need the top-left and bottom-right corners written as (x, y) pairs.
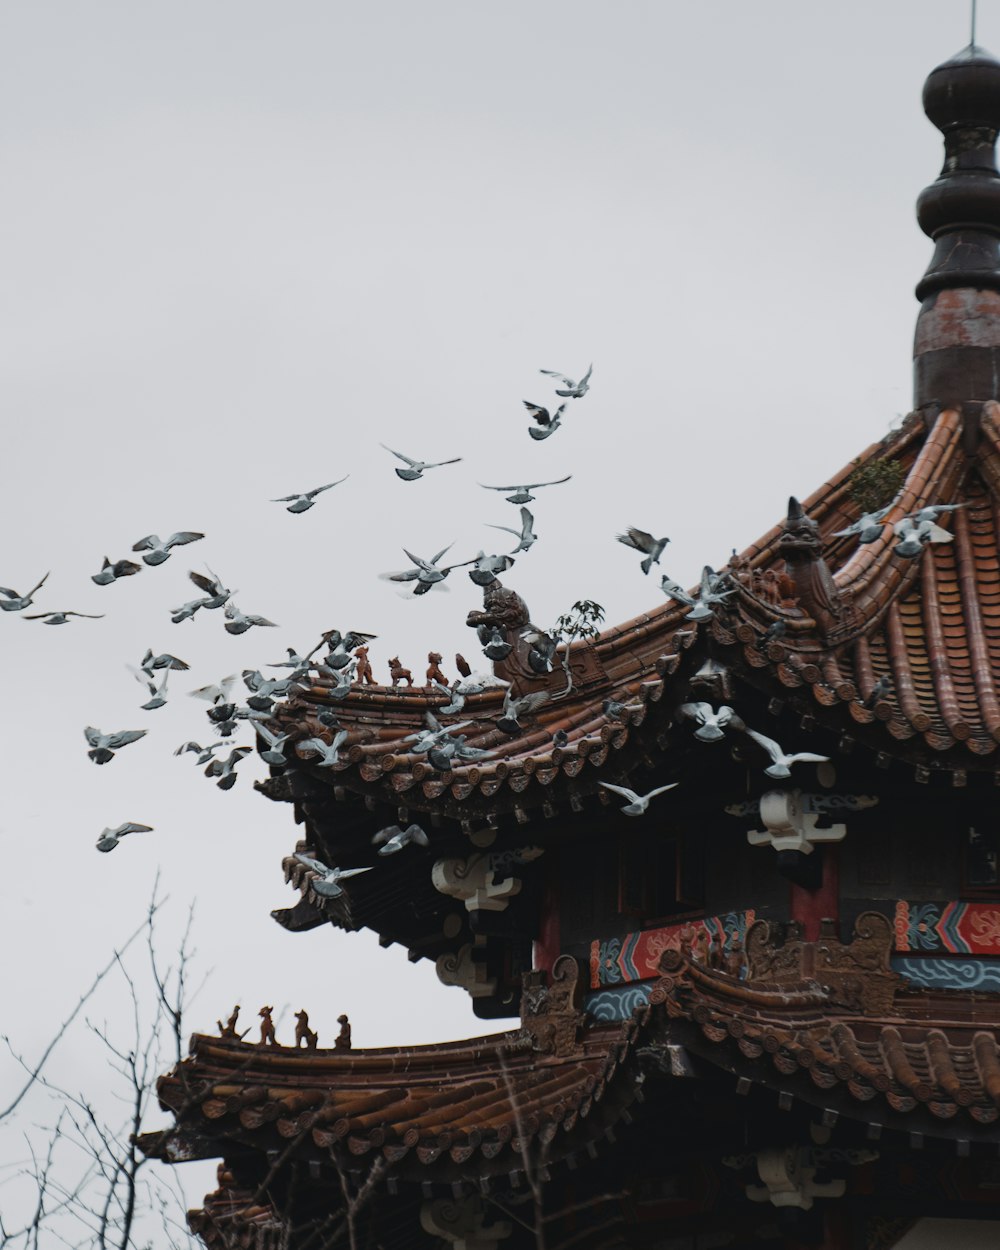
top-left (143, 45), bottom-right (1000, 1250)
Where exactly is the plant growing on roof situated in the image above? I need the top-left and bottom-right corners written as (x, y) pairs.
top-left (846, 456), bottom-right (904, 516)
top-left (549, 600), bottom-right (605, 698)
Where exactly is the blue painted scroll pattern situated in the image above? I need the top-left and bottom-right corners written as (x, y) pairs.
top-left (584, 984), bottom-right (653, 1022)
top-left (892, 956), bottom-right (1000, 992)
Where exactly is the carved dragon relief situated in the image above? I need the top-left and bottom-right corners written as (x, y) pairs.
top-left (778, 497), bottom-right (859, 643)
top-left (519, 954), bottom-right (583, 1057)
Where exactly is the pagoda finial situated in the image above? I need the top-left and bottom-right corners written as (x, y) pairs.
top-left (914, 44), bottom-right (1000, 410)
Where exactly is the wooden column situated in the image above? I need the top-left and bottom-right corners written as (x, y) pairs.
top-left (789, 845), bottom-right (840, 940)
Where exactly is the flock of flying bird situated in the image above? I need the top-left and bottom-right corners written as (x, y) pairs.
top-left (4, 359), bottom-right (955, 859)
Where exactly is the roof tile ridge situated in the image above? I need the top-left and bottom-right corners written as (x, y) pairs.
top-left (886, 601), bottom-right (933, 731)
top-left (590, 601), bottom-right (693, 657)
top-left (834, 409), bottom-right (963, 599)
top-left (953, 504), bottom-right (1000, 740)
top-left (921, 544), bottom-right (970, 741)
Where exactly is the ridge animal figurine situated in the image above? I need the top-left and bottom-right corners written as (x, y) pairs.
top-left (426, 652), bottom-right (447, 686)
top-left (259, 1005), bottom-right (278, 1046)
top-left (217, 1005), bottom-right (249, 1040)
top-left (335, 1013), bottom-right (352, 1051)
top-left (388, 656), bottom-right (413, 687)
top-left (294, 1009), bottom-right (318, 1050)
top-left (354, 645), bottom-right (375, 685)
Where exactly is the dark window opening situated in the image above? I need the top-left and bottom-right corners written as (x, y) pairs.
top-left (618, 829), bottom-right (704, 925)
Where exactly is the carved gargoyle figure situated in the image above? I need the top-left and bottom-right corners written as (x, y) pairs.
top-left (294, 1009), bottom-right (318, 1050)
top-left (426, 652), bottom-right (447, 686)
top-left (258, 1005), bottom-right (278, 1046)
top-left (217, 1005), bottom-right (246, 1039)
top-left (467, 578), bottom-right (548, 686)
top-left (353, 645), bottom-right (374, 685)
top-left (388, 656), bottom-right (413, 687)
top-left (777, 497), bottom-right (846, 636)
top-left (335, 1013), bottom-right (352, 1051)
top-left (520, 955), bottom-right (582, 1056)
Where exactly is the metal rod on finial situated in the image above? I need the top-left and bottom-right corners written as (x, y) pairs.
top-left (972, 0), bottom-right (978, 48)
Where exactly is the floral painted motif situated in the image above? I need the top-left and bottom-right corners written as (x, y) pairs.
top-left (589, 911), bottom-right (755, 988)
top-left (894, 900), bottom-right (1000, 954)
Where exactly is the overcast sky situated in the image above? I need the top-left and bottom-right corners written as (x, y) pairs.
top-left (0, 3), bottom-right (992, 1244)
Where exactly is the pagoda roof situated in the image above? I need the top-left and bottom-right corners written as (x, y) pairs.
top-left (264, 403), bottom-right (1000, 829)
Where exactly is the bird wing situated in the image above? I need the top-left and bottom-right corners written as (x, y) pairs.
top-left (174, 741), bottom-right (204, 755)
top-left (65, 611), bottom-right (105, 619)
top-left (131, 535), bottom-right (161, 551)
top-left (524, 476), bottom-right (572, 490)
top-left (83, 726), bottom-right (103, 747)
top-left (599, 782), bottom-right (639, 802)
top-left (830, 521), bottom-right (861, 538)
top-left (678, 702), bottom-right (710, 724)
top-left (786, 752), bottom-right (831, 765)
top-left (383, 568), bottom-right (422, 582)
top-left (425, 459), bottom-right (462, 469)
top-left (618, 527), bottom-right (655, 553)
top-left (744, 727), bottom-right (782, 763)
top-left (522, 400), bottom-right (551, 424)
top-left (188, 570), bottom-right (219, 595)
top-left (518, 507), bottom-right (534, 537)
top-left (485, 523), bottom-right (519, 538)
top-left (294, 852), bottom-right (328, 873)
top-left (22, 612), bottom-right (53, 619)
top-left (539, 369), bottom-right (571, 385)
top-left (26, 571), bottom-right (51, 598)
top-left (578, 363), bottom-right (593, 386)
top-left (106, 729), bottom-right (148, 749)
top-left (254, 723), bottom-right (280, 748)
top-left (372, 825), bottom-right (402, 845)
top-left (428, 543), bottom-right (455, 567)
top-left (271, 494), bottom-right (301, 502)
top-left (308, 477), bottom-right (349, 496)
top-left (406, 825), bottom-right (430, 846)
top-left (401, 548), bottom-right (435, 571)
top-left (119, 823), bottom-right (154, 836)
top-left (645, 784), bottom-right (679, 799)
top-left (165, 532), bottom-right (205, 549)
top-left (336, 866), bottom-right (373, 880)
top-left (381, 445), bottom-right (418, 467)
top-left (479, 482), bottom-right (521, 492)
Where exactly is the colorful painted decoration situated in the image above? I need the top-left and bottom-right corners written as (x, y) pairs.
top-left (894, 900), bottom-right (1000, 955)
top-left (589, 910), bottom-right (755, 989)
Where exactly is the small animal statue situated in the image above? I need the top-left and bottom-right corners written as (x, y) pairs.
top-left (218, 1005), bottom-right (242, 1038)
top-left (335, 1012), bottom-right (352, 1051)
top-left (294, 1008), bottom-right (318, 1050)
top-left (426, 651), bottom-right (447, 686)
top-left (259, 1005), bottom-right (279, 1046)
top-left (388, 656), bottom-right (413, 687)
top-left (691, 929), bottom-right (711, 966)
top-left (354, 645), bottom-right (375, 685)
top-left (723, 936), bottom-right (747, 981)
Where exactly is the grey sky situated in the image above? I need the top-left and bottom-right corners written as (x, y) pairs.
top-left (0, 4), bottom-right (992, 1243)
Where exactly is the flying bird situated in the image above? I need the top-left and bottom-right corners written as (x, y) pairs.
top-left (599, 781), bottom-right (678, 816)
top-left (381, 544), bottom-right (472, 595)
top-left (205, 746), bottom-right (253, 790)
top-left (661, 567), bottom-right (735, 622)
top-left (831, 505), bottom-right (894, 545)
top-left (23, 610), bottom-right (104, 625)
top-left (272, 477), bottom-right (349, 513)
top-left (497, 688), bottom-right (550, 735)
top-left (487, 506), bottom-right (538, 553)
top-left (297, 731), bottom-right (349, 768)
top-left (224, 602), bottom-right (278, 634)
top-left (313, 660), bottom-right (357, 699)
top-left (480, 625), bottom-right (513, 660)
top-left (131, 532), bottom-right (204, 566)
top-left (380, 445), bottom-right (462, 481)
top-left (95, 822), bottom-right (153, 853)
top-left (254, 723), bottom-right (294, 766)
top-left (84, 726), bottom-right (148, 765)
top-left (479, 477), bottom-right (571, 504)
top-left (187, 569), bottom-right (233, 609)
top-left (468, 550), bottom-right (516, 586)
top-left (174, 741), bottom-right (225, 765)
top-left (138, 668), bottom-right (170, 710)
top-left (294, 852), bottom-right (373, 897)
top-left (372, 824), bottom-right (429, 855)
top-left (616, 527), bottom-right (669, 575)
top-left (0, 573), bottom-right (49, 612)
top-left (743, 727), bottom-right (830, 779)
top-left (92, 557), bottom-right (142, 586)
top-left (242, 669), bottom-right (302, 711)
top-left (189, 675), bottom-right (238, 706)
top-left (539, 363), bottom-right (592, 398)
top-left (141, 649), bottom-right (189, 676)
top-left (677, 701), bottom-right (744, 743)
top-left (523, 400), bottom-right (567, 441)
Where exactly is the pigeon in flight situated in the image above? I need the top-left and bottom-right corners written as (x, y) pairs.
top-left (405, 710), bottom-right (472, 754)
top-left (242, 669), bottom-right (302, 711)
top-left (84, 726), bottom-right (148, 765)
top-left (599, 781), bottom-right (678, 816)
top-left (427, 733), bottom-right (489, 772)
top-left (743, 727), bottom-right (830, 779)
top-left (487, 506), bottom-right (538, 554)
top-left (382, 545), bottom-right (472, 595)
top-left (831, 506), bottom-right (894, 545)
top-left (372, 824), bottom-right (430, 855)
top-left (141, 649), bottom-right (189, 676)
top-left (170, 596), bottom-right (210, 624)
top-left (678, 701), bottom-right (744, 743)
top-left (95, 822), bottom-right (153, 853)
top-left (540, 364), bottom-right (592, 398)
top-left (523, 400), bottom-right (567, 441)
top-left (188, 569), bottom-right (233, 610)
top-left (480, 477), bottom-right (571, 504)
top-left (468, 550), bottom-right (516, 587)
top-left (131, 532), bottom-right (204, 566)
top-left (254, 723), bottom-right (294, 766)
top-left (616, 527), bottom-right (669, 575)
top-left (23, 610), bottom-right (104, 625)
top-left (314, 659), bottom-right (357, 699)
top-left (318, 629), bottom-right (377, 669)
top-left (294, 852), bottom-right (372, 897)
top-left (893, 504), bottom-right (968, 559)
top-left (205, 746), bottom-right (253, 790)
top-left (138, 667), bottom-right (170, 710)
top-left (661, 567), bottom-right (735, 622)
top-left (189, 675), bottom-right (238, 707)
top-left (92, 557), bottom-right (142, 586)
top-left (267, 647), bottom-right (313, 676)
top-left (272, 477), bottom-right (349, 513)
top-left (497, 688), bottom-right (550, 735)
top-left (224, 601), bottom-right (278, 634)
top-left (380, 445), bottom-right (462, 481)
top-left (174, 740), bottom-right (225, 765)
top-left (0, 573), bottom-right (49, 612)
top-left (297, 730), bottom-right (349, 768)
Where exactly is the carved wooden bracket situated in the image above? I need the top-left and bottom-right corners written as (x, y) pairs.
top-left (432, 847), bottom-right (542, 913)
top-left (519, 955), bottom-right (583, 1056)
top-left (420, 1196), bottom-right (512, 1250)
top-left (745, 790), bottom-right (847, 855)
top-left (435, 941), bottom-right (497, 998)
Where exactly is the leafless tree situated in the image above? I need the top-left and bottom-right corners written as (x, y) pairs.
top-left (0, 885), bottom-right (203, 1250)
